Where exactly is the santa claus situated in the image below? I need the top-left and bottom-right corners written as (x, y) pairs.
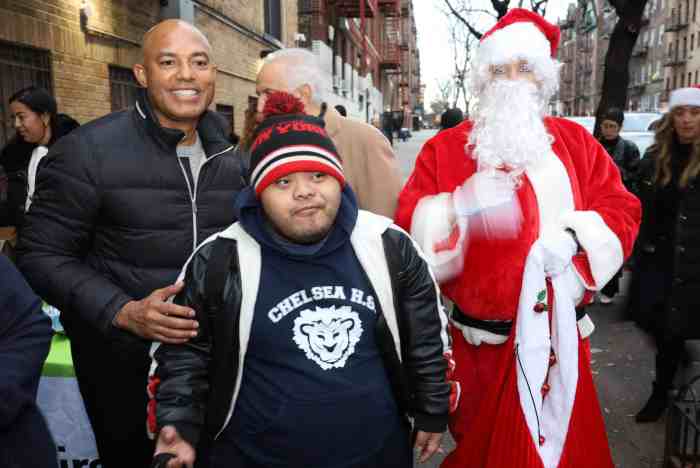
top-left (395, 9), bottom-right (640, 468)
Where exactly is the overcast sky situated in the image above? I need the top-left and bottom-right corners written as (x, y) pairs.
top-left (415, 0), bottom-right (577, 108)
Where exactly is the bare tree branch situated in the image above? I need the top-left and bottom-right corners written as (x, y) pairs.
top-left (444, 0), bottom-right (483, 39)
top-left (593, 0), bottom-right (649, 135)
top-left (465, 8), bottom-right (499, 18)
top-left (491, 0), bottom-right (510, 19)
top-left (531, 0), bottom-right (548, 16)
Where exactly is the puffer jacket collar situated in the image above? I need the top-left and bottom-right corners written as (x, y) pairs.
top-left (133, 87), bottom-right (232, 156)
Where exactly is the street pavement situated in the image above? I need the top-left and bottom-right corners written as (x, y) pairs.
top-left (394, 130), bottom-right (669, 467)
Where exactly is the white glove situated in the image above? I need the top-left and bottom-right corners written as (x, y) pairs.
top-left (452, 171), bottom-right (516, 217)
top-left (540, 229), bottom-right (578, 276)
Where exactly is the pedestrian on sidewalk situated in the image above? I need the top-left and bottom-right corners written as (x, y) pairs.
top-left (16, 20), bottom-right (246, 468)
top-left (439, 108), bottom-right (464, 132)
top-left (334, 104), bottom-right (347, 117)
top-left (255, 48), bottom-right (402, 218)
top-left (149, 92), bottom-right (455, 468)
top-left (597, 107), bottom-right (641, 305)
top-left (633, 86), bottom-right (700, 423)
top-left (0, 86), bottom-right (79, 227)
top-left (395, 9), bottom-right (640, 468)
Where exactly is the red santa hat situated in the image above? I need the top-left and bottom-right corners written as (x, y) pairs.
top-left (669, 85), bottom-right (700, 110)
top-left (478, 8), bottom-right (560, 65)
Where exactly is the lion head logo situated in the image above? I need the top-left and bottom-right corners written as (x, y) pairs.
top-left (292, 306), bottom-right (363, 370)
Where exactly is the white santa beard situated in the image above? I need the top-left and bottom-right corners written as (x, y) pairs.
top-left (468, 80), bottom-right (553, 183)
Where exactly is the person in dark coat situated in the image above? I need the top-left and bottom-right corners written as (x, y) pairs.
top-left (334, 104), bottom-right (347, 117)
top-left (597, 107), bottom-right (641, 304)
top-left (16, 20), bottom-right (245, 468)
top-left (0, 86), bottom-right (79, 226)
top-left (633, 86), bottom-right (700, 422)
top-left (440, 108), bottom-right (464, 131)
top-left (150, 92), bottom-right (452, 468)
top-left (0, 254), bottom-right (56, 468)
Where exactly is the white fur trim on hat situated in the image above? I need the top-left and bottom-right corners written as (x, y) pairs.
top-left (478, 22), bottom-right (551, 65)
top-left (669, 87), bottom-right (700, 110)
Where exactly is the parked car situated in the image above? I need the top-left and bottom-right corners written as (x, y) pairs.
top-left (563, 112), bottom-right (660, 158)
top-left (563, 116), bottom-right (595, 133)
top-left (622, 112), bottom-right (662, 132)
top-left (624, 131), bottom-right (655, 157)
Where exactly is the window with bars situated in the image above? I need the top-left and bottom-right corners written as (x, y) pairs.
top-left (216, 104), bottom-right (234, 135)
top-left (109, 65), bottom-right (139, 111)
top-left (0, 40), bottom-right (52, 147)
top-left (264, 0), bottom-right (282, 41)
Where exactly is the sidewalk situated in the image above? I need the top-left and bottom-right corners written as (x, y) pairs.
top-left (587, 273), bottom-right (666, 468)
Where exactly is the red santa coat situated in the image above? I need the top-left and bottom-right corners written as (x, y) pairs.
top-left (395, 118), bottom-right (640, 468)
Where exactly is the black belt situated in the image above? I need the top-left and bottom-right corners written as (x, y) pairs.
top-left (451, 305), bottom-right (587, 337)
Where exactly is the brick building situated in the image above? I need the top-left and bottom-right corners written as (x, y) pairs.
top-left (556, 0), bottom-right (604, 116)
top-left (0, 0), bottom-right (298, 146)
top-left (663, 0), bottom-right (700, 103)
top-left (297, 0), bottom-right (421, 126)
top-left (627, 0), bottom-right (665, 111)
top-left (556, 0), bottom-right (669, 116)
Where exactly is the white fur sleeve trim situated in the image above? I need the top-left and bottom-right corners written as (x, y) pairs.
top-left (560, 211), bottom-right (624, 290)
top-left (410, 193), bottom-right (467, 283)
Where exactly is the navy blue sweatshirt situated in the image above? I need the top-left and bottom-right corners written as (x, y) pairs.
top-left (0, 255), bottom-right (56, 467)
top-left (221, 186), bottom-right (402, 467)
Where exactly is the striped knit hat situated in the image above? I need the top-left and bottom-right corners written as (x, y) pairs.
top-left (249, 92), bottom-right (344, 197)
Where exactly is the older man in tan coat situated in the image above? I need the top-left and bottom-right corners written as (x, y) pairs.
top-left (255, 48), bottom-right (402, 218)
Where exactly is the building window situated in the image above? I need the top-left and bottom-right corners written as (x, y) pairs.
top-left (264, 0), bottom-right (282, 41)
top-left (216, 104), bottom-right (234, 136)
top-left (689, 72), bottom-right (693, 85)
top-left (109, 65), bottom-right (139, 111)
top-left (248, 96), bottom-right (258, 112)
top-left (0, 40), bottom-right (52, 147)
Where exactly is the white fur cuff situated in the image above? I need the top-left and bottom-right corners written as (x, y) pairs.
top-left (560, 211), bottom-right (624, 290)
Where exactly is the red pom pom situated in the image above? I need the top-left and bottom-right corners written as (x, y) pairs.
top-left (262, 91), bottom-right (306, 118)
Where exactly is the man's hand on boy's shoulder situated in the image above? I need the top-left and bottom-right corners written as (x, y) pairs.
top-left (113, 281), bottom-right (198, 343)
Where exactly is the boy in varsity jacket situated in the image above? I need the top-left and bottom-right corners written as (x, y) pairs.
top-left (149, 92), bottom-right (455, 468)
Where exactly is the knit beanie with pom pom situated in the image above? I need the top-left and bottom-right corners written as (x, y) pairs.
top-left (248, 91), bottom-right (344, 196)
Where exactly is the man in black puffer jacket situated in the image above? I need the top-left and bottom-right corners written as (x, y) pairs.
top-left (149, 93), bottom-right (456, 468)
top-left (17, 20), bottom-right (245, 468)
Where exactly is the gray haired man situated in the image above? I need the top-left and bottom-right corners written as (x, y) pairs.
top-left (255, 48), bottom-right (402, 218)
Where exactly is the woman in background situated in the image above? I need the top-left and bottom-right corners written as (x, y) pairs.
top-left (633, 87), bottom-right (700, 422)
top-left (0, 86), bottom-right (78, 225)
